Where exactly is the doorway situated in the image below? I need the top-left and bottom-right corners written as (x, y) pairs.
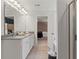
top-left (37, 16), bottom-right (48, 40)
top-left (26, 16), bottom-right (48, 59)
top-left (37, 16), bottom-right (48, 59)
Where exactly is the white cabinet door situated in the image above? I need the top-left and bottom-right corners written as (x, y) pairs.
top-left (30, 34), bottom-right (34, 48)
top-left (1, 40), bottom-right (21, 59)
top-left (22, 34), bottom-right (35, 59)
top-left (22, 38), bottom-right (30, 59)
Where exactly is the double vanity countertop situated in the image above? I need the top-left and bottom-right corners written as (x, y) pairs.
top-left (1, 32), bottom-right (34, 40)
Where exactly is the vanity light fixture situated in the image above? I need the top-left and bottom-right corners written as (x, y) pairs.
top-left (5, 0), bottom-right (28, 15)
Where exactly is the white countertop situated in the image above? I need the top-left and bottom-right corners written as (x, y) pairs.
top-left (1, 33), bottom-right (34, 40)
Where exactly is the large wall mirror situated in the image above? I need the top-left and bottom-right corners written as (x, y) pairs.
top-left (4, 1), bottom-right (26, 35)
top-left (4, 2), bottom-right (15, 35)
top-left (4, 16), bottom-right (14, 34)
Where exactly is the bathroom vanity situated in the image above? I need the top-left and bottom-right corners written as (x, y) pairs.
top-left (1, 33), bottom-right (35, 59)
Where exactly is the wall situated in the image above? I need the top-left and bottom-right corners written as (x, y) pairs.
top-left (1, 0), bottom-right (4, 35)
top-left (25, 14), bottom-right (36, 32)
top-left (48, 11), bottom-right (58, 57)
top-left (57, 0), bottom-right (69, 59)
top-left (14, 15), bottom-right (26, 32)
top-left (14, 12), bottom-right (36, 32)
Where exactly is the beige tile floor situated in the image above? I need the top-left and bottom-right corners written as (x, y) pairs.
top-left (26, 38), bottom-right (48, 59)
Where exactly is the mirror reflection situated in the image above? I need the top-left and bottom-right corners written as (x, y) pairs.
top-left (2, 0), bottom-right (58, 59)
top-left (5, 16), bottom-right (14, 34)
top-left (4, 2), bottom-right (15, 35)
top-left (4, 2), bottom-right (27, 35)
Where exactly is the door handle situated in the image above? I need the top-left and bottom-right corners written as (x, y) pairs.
top-left (75, 34), bottom-right (77, 40)
top-left (51, 33), bottom-right (54, 35)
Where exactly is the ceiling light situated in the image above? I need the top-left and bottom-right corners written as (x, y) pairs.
top-left (22, 8), bottom-right (28, 14)
top-left (5, 0), bottom-right (18, 10)
top-left (17, 4), bottom-right (21, 8)
top-left (5, 0), bottom-right (28, 15)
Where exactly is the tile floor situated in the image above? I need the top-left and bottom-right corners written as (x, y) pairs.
top-left (26, 38), bottom-right (48, 59)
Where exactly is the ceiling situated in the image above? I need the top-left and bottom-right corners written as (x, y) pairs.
top-left (16, 0), bottom-right (56, 11)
